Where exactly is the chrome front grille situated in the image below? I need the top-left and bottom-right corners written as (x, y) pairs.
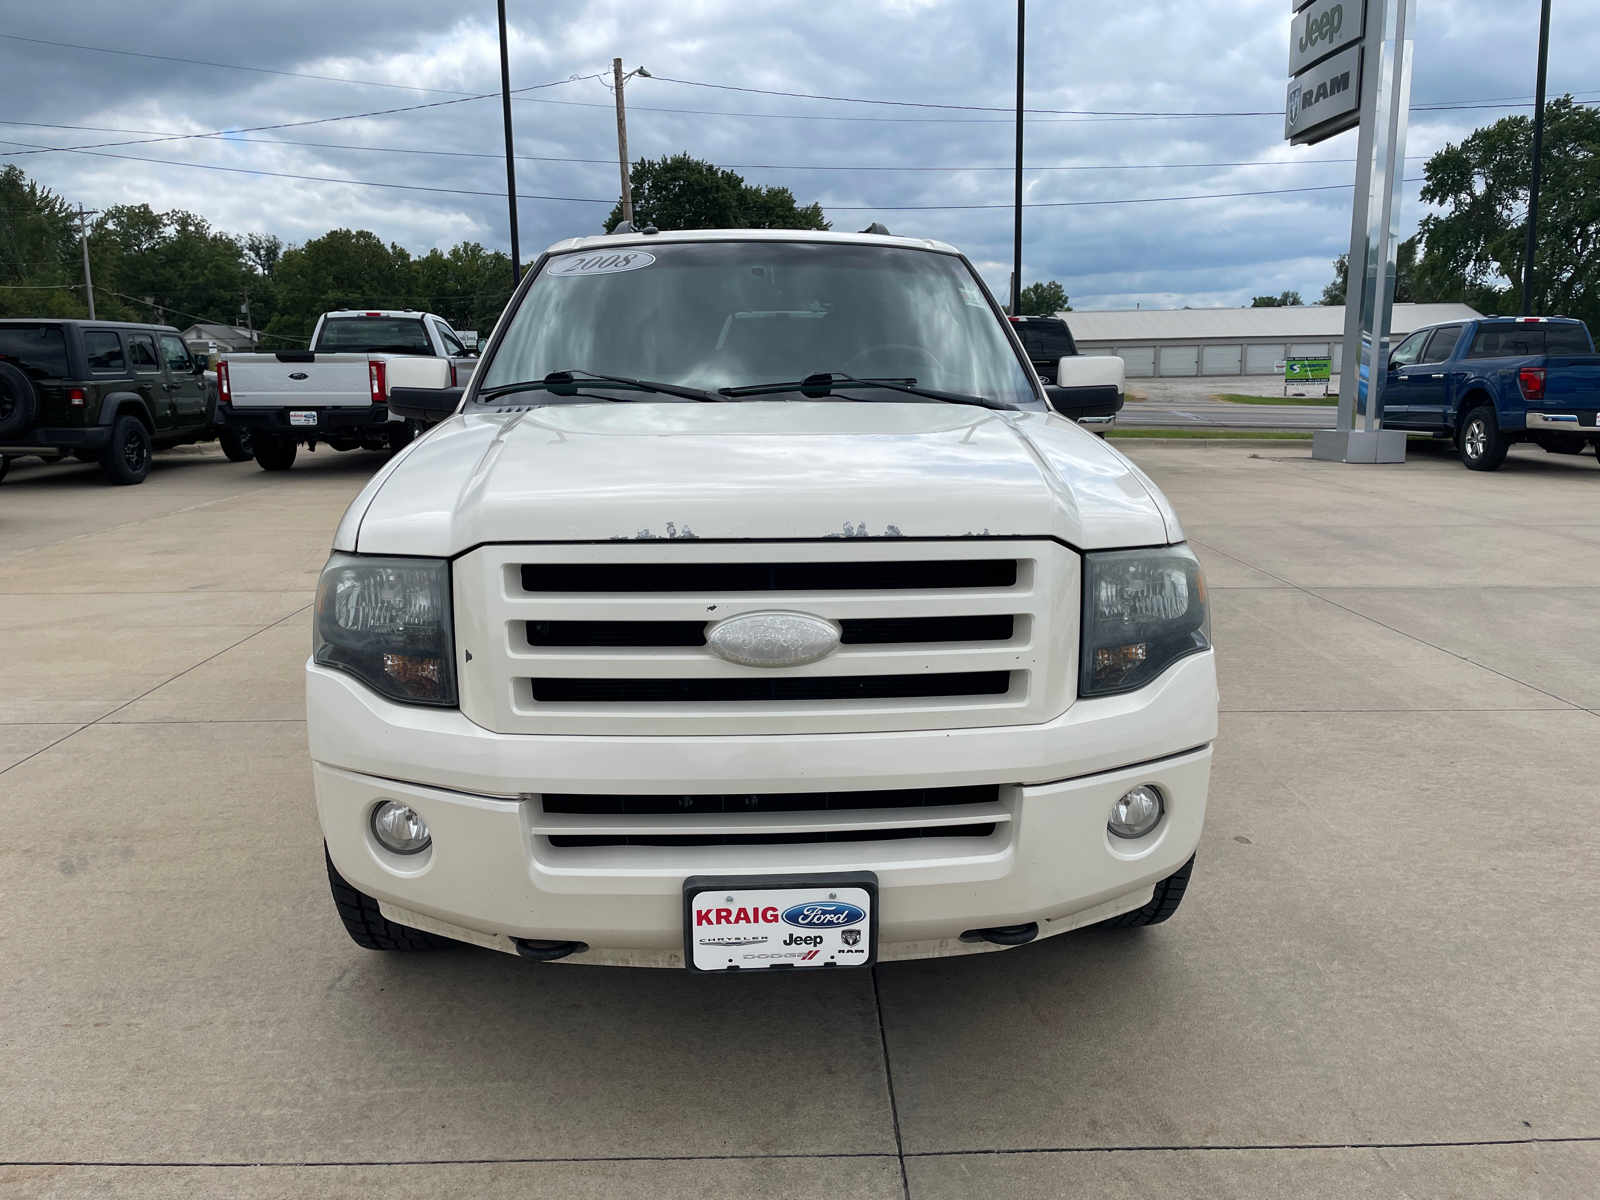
top-left (530, 784), bottom-right (1010, 849)
top-left (453, 539), bottom-right (1078, 737)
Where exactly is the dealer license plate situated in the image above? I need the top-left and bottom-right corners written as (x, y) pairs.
top-left (289, 411), bottom-right (318, 426)
top-left (683, 872), bottom-right (878, 972)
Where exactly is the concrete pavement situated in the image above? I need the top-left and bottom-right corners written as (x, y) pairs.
top-left (2, 439), bottom-right (1597, 1198)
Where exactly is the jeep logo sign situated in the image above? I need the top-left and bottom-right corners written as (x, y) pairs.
top-left (1288, 0), bottom-right (1365, 76)
top-left (1284, 43), bottom-right (1361, 143)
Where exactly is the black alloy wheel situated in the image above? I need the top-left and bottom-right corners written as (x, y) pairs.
top-left (218, 427), bottom-right (254, 462)
top-left (1459, 406), bottom-right (1509, 472)
top-left (98, 415), bottom-right (152, 485)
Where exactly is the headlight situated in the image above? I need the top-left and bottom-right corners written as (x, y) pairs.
top-left (1080, 545), bottom-right (1210, 697)
top-left (313, 553), bottom-right (457, 706)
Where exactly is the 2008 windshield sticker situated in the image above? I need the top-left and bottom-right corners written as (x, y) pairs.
top-left (548, 251), bottom-right (656, 277)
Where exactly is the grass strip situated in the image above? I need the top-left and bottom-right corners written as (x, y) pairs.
top-left (1213, 393), bottom-right (1337, 406)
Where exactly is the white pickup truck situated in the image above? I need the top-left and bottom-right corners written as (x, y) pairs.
top-left (215, 309), bottom-right (477, 470)
top-left (312, 228), bottom-right (1215, 972)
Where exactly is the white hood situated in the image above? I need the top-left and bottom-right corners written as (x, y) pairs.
top-left (340, 403), bottom-right (1180, 556)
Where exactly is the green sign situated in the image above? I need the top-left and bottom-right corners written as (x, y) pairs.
top-left (1284, 357), bottom-right (1332, 382)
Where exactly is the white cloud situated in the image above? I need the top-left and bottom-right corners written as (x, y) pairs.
top-left (2, 0), bottom-right (1593, 309)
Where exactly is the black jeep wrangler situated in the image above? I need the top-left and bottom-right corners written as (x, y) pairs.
top-left (0, 319), bottom-right (241, 485)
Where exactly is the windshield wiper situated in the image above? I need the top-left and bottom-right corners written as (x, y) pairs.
top-left (478, 370), bottom-right (720, 403)
top-left (719, 372), bottom-right (1010, 411)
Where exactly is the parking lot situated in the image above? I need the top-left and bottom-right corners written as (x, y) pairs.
top-left (3, 440), bottom-right (1598, 1199)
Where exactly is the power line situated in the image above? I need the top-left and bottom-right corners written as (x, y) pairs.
top-left (0, 76), bottom-right (595, 160)
top-left (0, 121), bottom-right (1425, 172)
top-left (646, 73), bottom-right (1600, 118)
top-left (0, 32), bottom-right (486, 96)
top-left (0, 137), bottom-right (612, 203)
top-left (645, 74), bottom-right (1272, 117)
top-left (0, 135), bottom-right (1425, 212)
top-left (822, 180), bottom-right (1423, 211)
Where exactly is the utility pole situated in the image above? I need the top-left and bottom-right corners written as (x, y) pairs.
top-left (240, 287), bottom-right (254, 347)
top-left (612, 59), bottom-right (650, 230)
top-left (496, 0), bottom-right (521, 287)
top-left (1521, 0), bottom-right (1552, 316)
top-left (1010, 0), bottom-right (1026, 316)
top-left (77, 204), bottom-right (98, 320)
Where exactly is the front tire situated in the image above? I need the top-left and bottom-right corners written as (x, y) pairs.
top-left (325, 846), bottom-right (453, 951)
top-left (218, 428), bottom-right (254, 462)
top-left (98, 415), bottom-right (152, 485)
top-left (1095, 854), bottom-right (1195, 929)
top-left (253, 434), bottom-right (297, 471)
top-left (1459, 406), bottom-right (1509, 471)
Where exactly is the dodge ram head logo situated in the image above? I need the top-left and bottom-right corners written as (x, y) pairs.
top-left (1287, 85), bottom-right (1301, 128)
top-left (841, 928), bottom-right (862, 946)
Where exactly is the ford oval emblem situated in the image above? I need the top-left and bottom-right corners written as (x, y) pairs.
top-left (782, 901), bottom-right (867, 929)
top-left (288, 371), bottom-right (309, 380)
top-left (705, 611), bottom-right (841, 668)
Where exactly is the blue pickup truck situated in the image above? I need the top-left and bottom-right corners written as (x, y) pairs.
top-left (1379, 316), bottom-right (1600, 470)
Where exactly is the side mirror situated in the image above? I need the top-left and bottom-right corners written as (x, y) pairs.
top-left (388, 386), bottom-right (463, 421)
top-left (386, 357), bottom-right (461, 421)
top-left (1046, 355), bottom-right (1125, 416)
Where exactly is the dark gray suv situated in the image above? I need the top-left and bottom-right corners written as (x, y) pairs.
top-left (0, 319), bottom-right (233, 485)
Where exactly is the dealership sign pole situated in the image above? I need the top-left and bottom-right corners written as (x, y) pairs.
top-left (1287, 0), bottom-right (1415, 464)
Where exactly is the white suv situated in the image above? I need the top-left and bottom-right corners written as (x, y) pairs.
top-left (311, 228), bottom-right (1215, 972)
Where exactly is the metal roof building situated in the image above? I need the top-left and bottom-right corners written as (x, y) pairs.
top-left (1063, 303), bottom-right (1481, 377)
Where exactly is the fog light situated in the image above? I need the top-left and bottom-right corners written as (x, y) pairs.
top-left (1108, 785), bottom-right (1163, 839)
top-left (372, 801), bottom-right (431, 854)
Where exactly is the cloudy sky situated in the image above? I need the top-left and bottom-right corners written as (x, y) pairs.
top-left (2, 0), bottom-right (1593, 311)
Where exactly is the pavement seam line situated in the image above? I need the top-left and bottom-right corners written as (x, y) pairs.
top-left (871, 964), bottom-right (911, 1200)
top-left (0, 602), bottom-right (311, 778)
top-left (1188, 537), bottom-right (1587, 712)
top-left (5, 1135), bottom-right (1596, 1168)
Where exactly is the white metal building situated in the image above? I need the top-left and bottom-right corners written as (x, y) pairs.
top-left (1063, 303), bottom-right (1481, 377)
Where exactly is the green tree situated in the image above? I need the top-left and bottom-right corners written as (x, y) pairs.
top-left (92, 204), bottom-right (257, 328)
top-left (603, 154), bottom-right (830, 233)
top-left (1416, 95), bottom-right (1600, 323)
top-left (0, 165), bottom-right (89, 317)
top-left (1014, 280), bottom-right (1070, 316)
top-left (262, 229), bottom-right (417, 347)
top-left (1318, 236), bottom-right (1422, 306)
top-left (412, 241), bottom-right (515, 336)
top-left (1251, 289), bottom-right (1304, 307)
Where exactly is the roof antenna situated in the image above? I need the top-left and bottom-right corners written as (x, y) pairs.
top-left (859, 222), bottom-right (892, 235)
top-left (612, 220), bottom-right (636, 234)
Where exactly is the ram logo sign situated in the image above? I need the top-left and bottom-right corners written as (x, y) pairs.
top-left (1284, 43), bottom-right (1362, 143)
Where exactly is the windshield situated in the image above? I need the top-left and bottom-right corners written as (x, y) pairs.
top-left (314, 317), bottom-right (433, 356)
top-left (476, 241), bottom-right (1037, 407)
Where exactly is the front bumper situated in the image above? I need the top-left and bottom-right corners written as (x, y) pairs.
top-left (310, 650), bottom-right (1216, 966)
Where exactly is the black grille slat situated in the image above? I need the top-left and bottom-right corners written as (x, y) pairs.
top-left (542, 784), bottom-right (999, 815)
top-left (529, 620), bottom-right (707, 647)
top-left (548, 824), bottom-right (997, 848)
top-left (525, 614), bottom-right (1014, 648)
top-left (528, 671), bottom-right (1011, 703)
top-left (841, 614), bottom-right (1013, 644)
top-left (521, 560), bottom-right (1017, 593)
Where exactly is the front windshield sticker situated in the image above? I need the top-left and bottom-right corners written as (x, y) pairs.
top-left (548, 251), bottom-right (656, 277)
top-left (958, 281), bottom-right (987, 308)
